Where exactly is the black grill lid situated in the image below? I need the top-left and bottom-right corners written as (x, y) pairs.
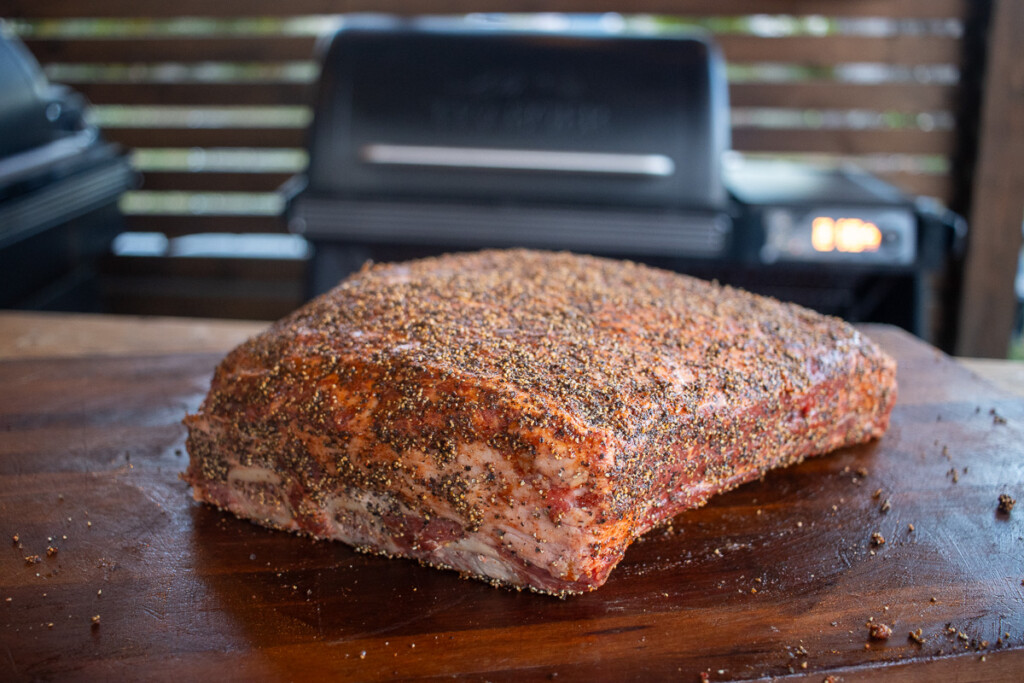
top-left (303, 17), bottom-right (730, 212)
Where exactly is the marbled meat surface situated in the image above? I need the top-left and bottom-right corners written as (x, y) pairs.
top-left (184, 250), bottom-right (897, 595)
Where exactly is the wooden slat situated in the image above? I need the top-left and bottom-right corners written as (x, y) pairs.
top-left (105, 126), bottom-right (305, 149)
top-left (730, 82), bottom-right (959, 111)
top-left (107, 126), bottom-right (952, 156)
top-left (732, 127), bottom-right (955, 156)
top-left (716, 34), bottom-right (963, 66)
top-left (138, 171), bottom-right (293, 192)
top-left (114, 129), bottom-right (943, 159)
top-left (25, 34), bottom-right (962, 67)
top-left (0, 0), bottom-right (967, 19)
top-left (23, 36), bottom-right (317, 64)
top-left (135, 169), bottom-right (955, 204)
top-left (132, 171), bottom-right (955, 202)
top-left (102, 286), bottom-right (303, 321)
top-left (99, 256), bottom-right (306, 320)
top-left (101, 254), bottom-right (305, 280)
top-left (73, 81), bottom-right (312, 106)
top-left (956, 0), bottom-right (1024, 358)
top-left (124, 214), bottom-right (286, 236)
top-left (74, 80), bottom-right (956, 111)
top-left (873, 171), bottom-right (953, 200)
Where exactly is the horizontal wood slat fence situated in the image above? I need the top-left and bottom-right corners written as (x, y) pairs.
top-left (4, 0), bottom-right (984, 332)
top-left (1, 0), bottom-right (968, 19)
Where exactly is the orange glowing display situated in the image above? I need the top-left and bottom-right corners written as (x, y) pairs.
top-left (811, 217), bottom-right (882, 254)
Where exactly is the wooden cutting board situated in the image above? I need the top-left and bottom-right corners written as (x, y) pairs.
top-left (1, 325), bottom-right (1022, 681)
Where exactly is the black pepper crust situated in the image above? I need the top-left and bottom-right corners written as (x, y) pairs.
top-left (184, 249), bottom-right (897, 594)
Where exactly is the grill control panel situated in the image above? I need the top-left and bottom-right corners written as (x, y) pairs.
top-left (760, 207), bottom-right (916, 266)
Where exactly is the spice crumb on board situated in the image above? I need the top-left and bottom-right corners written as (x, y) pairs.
top-left (998, 494), bottom-right (1016, 514)
top-left (868, 622), bottom-right (893, 640)
top-left (880, 498), bottom-right (891, 514)
top-left (870, 532), bottom-right (885, 546)
top-left (24, 555), bottom-right (41, 565)
top-left (11, 533), bottom-right (18, 544)
top-left (909, 628), bottom-right (926, 644)
top-left (908, 524), bottom-right (915, 532)
top-left (989, 408), bottom-right (1007, 425)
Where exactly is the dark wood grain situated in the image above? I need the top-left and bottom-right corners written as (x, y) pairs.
top-left (731, 127), bottom-right (956, 156)
top-left (98, 255), bottom-right (307, 321)
top-left (729, 82), bottom-right (959, 112)
top-left (874, 172), bottom-right (953, 202)
top-left (137, 171), bottom-right (295, 193)
top-left (716, 34), bottom-right (963, 66)
top-left (1, 325), bottom-right (1022, 682)
top-left (22, 36), bottom-right (319, 63)
top-left (70, 81), bottom-right (313, 107)
top-left (954, 0), bottom-right (1024, 358)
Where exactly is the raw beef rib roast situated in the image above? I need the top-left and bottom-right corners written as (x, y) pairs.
top-left (184, 249), bottom-right (897, 595)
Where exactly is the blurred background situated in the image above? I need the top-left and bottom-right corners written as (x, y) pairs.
top-left (1, 1), bottom-right (1021, 359)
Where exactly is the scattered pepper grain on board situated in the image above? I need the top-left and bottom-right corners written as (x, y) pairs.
top-left (998, 494), bottom-right (1016, 514)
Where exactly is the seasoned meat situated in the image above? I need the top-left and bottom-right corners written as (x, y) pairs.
top-left (183, 249), bottom-right (896, 595)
